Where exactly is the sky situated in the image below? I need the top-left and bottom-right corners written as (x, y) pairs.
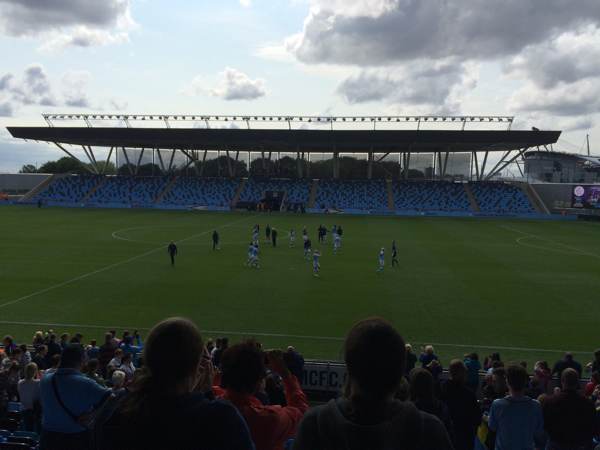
top-left (1, 0), bottom-right (599, 172)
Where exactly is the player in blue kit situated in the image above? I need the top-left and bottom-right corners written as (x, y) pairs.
top-left (312, 249), bottom-right (321, 277)
top-left (250, 243), bottom-right (260, 269)
top-left (303, 238), bottom-right (312, 259)
top-left (246, 242), bottom-right (255, 266)
top-left (377, 247), bottom-right (385, 272)
top-left (289, 228), bottom-right (296, 247)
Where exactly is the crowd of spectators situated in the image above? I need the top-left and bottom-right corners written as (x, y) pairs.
top-left (0, 322), bottom-right (599, 450)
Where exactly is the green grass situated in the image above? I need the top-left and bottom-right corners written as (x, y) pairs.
top-left (1, 205), bottom-right (600, 369)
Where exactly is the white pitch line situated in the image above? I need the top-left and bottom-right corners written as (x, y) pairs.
top-left (0, 319), bottom-right (590, 354)
top-left (500, 224), bottom-right (600, 259)
top-left (0, 215), bottom-right (253, 310)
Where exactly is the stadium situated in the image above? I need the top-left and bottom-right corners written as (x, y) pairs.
top-left (2, 0), bottom-right (600, 443)
top-left (1, 109), bottom-right (600, 448)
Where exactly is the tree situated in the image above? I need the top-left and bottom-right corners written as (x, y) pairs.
top-left (19, 164), bottom-right (37, 173)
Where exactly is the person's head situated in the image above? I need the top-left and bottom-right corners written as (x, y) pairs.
top-left (520, 361), bottom-right (528, 369)
top-left (405, 344), bottom-right (413, 354)
top-left (215, 337), bottom-right (223, 349)
top-left (109, 330), bottom-right (116, 338)
top-left (33, 331), bottom-right (44, 343)
top-left (490, 352), bottom-right (501, 362)
top-left (561, 368), bottom-right (580, 392)
top-left (221, 337), bottom-right (229, 349)
top-left (12, 348), bottom-right (22, 359)
top-left (220, 340), bottom-right (266, 394)
top-left (409, 368), bottom-right (435, 402)
top-left (138, 317), bottom-right (204, 393)
top-left (24, 362), bottom-right (38, 380)
top-left (90, 339), bottom-right (97, 347)
top-left (594, 349), bottom-right (600, 362)
top-left (37, 345), bottom-right (48, 357)
top-left (19, 344), bottom-right (28, 353)
top-left (60, 344), bottom-right (85, 370)
top-left (492, 367), bottom-right (507, 392)
top-left (344, 317), bottom-right (405, 403)
top-left (50, 354), bottom-right (61, 368)
top-left (104, 332), bottom-right (113, 344)
top-left (449, 359), bottom-right (467, 384)
top-left (564, 352), bottom-right (574, 362)
top-left (424, 345), bottom-right (434, 355)
top-left (114, 348), bottom-right (123, 359)
top-left (60, 333), bottom-right (70, 342)
top-left (491, 360), bottom-right (504, 370)
top-left (506, 364), bottom-right (529, 394)
top-left (591, 371), bottom-right (600, 384)
top-left (2, 335), bottom-right (13, 346)
top-left (49, 333), bottom-right (56, 343)
top-left (122, 353), bottom-right (132, 364)
top-left (535, 360), bottom-right (549, 371)
top-left (112, 370), bottom-right (126, 389)
top-left (86, 359), bottom-right (99, 374)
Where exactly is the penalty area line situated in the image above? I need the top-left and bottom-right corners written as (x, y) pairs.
top-left (0, 215), bottom-right (254, 310)
top-left (0, 319), bottom-right (589, 355)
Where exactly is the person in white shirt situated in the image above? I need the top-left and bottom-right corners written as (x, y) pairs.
top-left (107, 348), bottom-right (124, 375)
top-left (18, 362), bottom-right (41, 432)
top-left (118, 352), bottom-right (136, 381)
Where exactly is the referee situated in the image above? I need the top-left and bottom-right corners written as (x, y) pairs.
top-left (168, 241), bottom-right (178, 266)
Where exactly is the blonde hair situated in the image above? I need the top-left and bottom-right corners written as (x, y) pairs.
top-left (112, 370), bottom-right (126, 388)
top-left (24, 362), bottom-right (38, 380)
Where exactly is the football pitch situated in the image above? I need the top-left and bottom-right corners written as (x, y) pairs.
top-left (1, 205), bottom-right (600, 367)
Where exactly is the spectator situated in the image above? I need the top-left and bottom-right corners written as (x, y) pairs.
top-left (108, 330), bottom-right (120, 347)
top-left (212, 337), bottom-right (228, 368)
top-left (410, 368), bottom-right (453, 435)
top-left (110, 370), bottom-right (127, 394)
top-left (59, 333), bottom-right (70, 349)
top-left (39, 344), bottom-right (111, 450)
top-left (84, 359), bottom-right (106, 387)
top-left (542, 368), bottom-right (597, 449)
top-left (552, 352), bottom-right (583, 378)
top-left (0, 359), bottom-right (10, 413)
top-left (419, 345), bottom-right (438, 368)
top-left (463, 352), bottom-right (481, 391)
top-left (107, 348), bottom-right (123, 374)
top-left (45, 334), bottom-right (62, 365)
top-left (488, 364), bottom-right (544, 450)
top-left (283, 345), bottom-right (305, 382)
top-left (33, 331), bottom-right (45, 350)
top-left (2, 335), bottom-right (16, 357)
top-left (440, 359), bottom-right (481, 450)
top-left (482, 367), bottom-right (508, 411)
top-left (19, 343), bottom-right (32, 367)
top-left (18, 362), bottom-right (41, 432)
top-left (484, 352), bottom-right (501, 373)
top-left (206, 338), bottom-right (215, 355)
top-left (99, 317), bottom-right (254, 450)
top-left (6, 359), bottom-right (20, 401)
top-left (219, 341), bottom-right (309, 450)
top-left (45, 354), bottom-right (61, 375)
top-left (70, 333), bottom-right (83, 344)
top-left (118, 352), bottom-right (136, 382)
top-left (293, 317), bottom-right (453, 450)
top-left (533, 361), bottom-right (551, 394)
top-left (33, 345), bottom-right (49, 370)
top-left (86, 340), bottom-right (100, 360)
top-left (119, 331), bottom-right (143, 361)
top-left (585, 371), bottom-right (600, 397)
top-left (98, 333), bottom-right (117, 377)
top-left (586, 349), bottom-right (600, 373)
top-left (405, 344), bottom-right (417, 375)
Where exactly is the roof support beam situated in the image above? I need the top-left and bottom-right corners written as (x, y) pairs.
top-left (54, 142), bottom-right (95, 174)
top-left (102, 147), bottom-right (114, 175)
top-left (485, 147), bottom-right (529, 180)
top-left (121, 147), bottom-right (134, 175)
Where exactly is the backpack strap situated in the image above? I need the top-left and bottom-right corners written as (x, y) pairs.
top-left (51, 374), bottom-right (80, 424)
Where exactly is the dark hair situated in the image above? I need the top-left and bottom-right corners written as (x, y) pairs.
top-left (87, 359), bottom-right (99, 372)
top-left (90, 340), bottom-right (97, 347)
top-left (19, 344), bottom-right (28, 352)
top-left (344, 317), bottom-right (405, 402)
top-left (51, 354), bottom-right (61, 367)
top-left (220, 340), bottom-right (266, 393)
top-left (506, 364), bottom-right (529, 392)
top-left (449, 359), bottom-right (466, 382)
top-left (120, 318), bottom-right (203, 416)
top-left (409, 368), bottom-right (435, 403)
top-left (104, 333), bottom-right (112, 344)
top-left (60, 344), bottom-right (84, 368)
top-left (122, 352), bottom-right (132, 363)
top-left (561, 368), bottom-right (580, 391)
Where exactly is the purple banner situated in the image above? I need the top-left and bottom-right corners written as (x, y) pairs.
top-left (572, 185), bottom-right (600, 209)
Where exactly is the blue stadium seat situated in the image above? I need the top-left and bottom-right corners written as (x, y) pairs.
top-left (314, 179), bottom-right (388, 211)
top-left (470, 182), bottom-right (535, 214)
top-left (392, 181), bottom-right (471, 212)
top-left (87, 176), bottom-right (170, 206)
top-left (160, 177), bottom-right (238, 207)
top-left (32, 175), bottom-right (102, 203)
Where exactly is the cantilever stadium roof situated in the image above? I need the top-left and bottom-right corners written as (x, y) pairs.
top-left (7, 126), bottom-right (561, 153)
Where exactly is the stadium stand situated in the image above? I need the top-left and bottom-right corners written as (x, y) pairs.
top-left (470, 182), bottom-right (536, 214)
top-left (314, 179), bottom-right (388, 211)
top-left (31, 175), bottom-right (102, 204)
top-left (87, 176), bottom-right (169, 206)
top-left (1, 321), bottom-right (599, 450)
top-left (393, 181), bottom-right (472, 212)
top-left (160, 177), bottom-right (238, 207)
top-left (238, 178), bottom-right (311, 205)
top-left (26, 175), bottom-right (544, 217)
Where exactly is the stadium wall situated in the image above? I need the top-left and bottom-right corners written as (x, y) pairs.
top-left (0, 173), bottom-right (51, 194)
top-left (532, 183), bottom-right (577, 213)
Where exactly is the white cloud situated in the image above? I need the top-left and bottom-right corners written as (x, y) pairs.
top-left (0, 0), bottom-right (136, 50)
top-left (61, 70), bottom-right (92, 108)
top-left (209, 68), bottom-right (266, 101)
top-left (239, 0), bottom-right (252, 7)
